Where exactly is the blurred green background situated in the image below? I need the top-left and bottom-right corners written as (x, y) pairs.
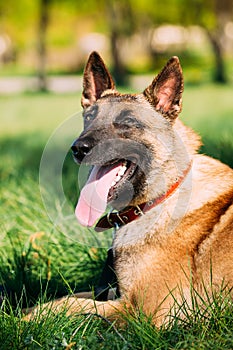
top-left (1, 0), bottom-right (233, 87)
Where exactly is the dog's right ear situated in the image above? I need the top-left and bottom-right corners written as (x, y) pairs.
top-left (81, 51), bottom-right (115, 109)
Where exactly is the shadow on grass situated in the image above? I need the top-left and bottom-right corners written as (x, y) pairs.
top-left (201, 136), bottom-right (233, 169)
top-left (0, 229), bottom-right (107, 309)
top-left (0, 133), bottom-right (79, 206)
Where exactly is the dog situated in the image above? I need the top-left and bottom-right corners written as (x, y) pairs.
top-left (25, 52), bottom-right (233, 326)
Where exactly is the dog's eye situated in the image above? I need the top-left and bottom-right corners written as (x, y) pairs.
top-left (85, 115), bottom-right (92, 121)
top-left (83, 114), bottom-right (96, 127)
top-left (114, 115), bottom-right (144, 130)
top-left (83, 105), bottom-right (98, 125)
top-left (83, 114), bottom-right (95, 128)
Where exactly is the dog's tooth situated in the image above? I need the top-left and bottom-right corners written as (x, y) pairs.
top-left (111, 163), bottom-right (128, 188)
top-left (115, 175), bottom-right (121, 182)
top-left (118, 166), bottom-right (127, 176)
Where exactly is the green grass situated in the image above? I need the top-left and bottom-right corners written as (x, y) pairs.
top-left (0, 84), bottom-right (233, 349)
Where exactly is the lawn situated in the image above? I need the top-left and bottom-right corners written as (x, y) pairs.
top-left (0, 84), bottom-right (233, 349)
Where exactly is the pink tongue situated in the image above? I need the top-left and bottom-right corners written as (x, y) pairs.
top-left (75, 163), bottom-right (123, 227)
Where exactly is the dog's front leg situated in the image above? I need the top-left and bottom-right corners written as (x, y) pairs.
top-left (23, 295), bottom-right (127, 323)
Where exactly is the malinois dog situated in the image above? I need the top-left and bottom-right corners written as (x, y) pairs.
top-left (26, 52), bottom-right (233, 326)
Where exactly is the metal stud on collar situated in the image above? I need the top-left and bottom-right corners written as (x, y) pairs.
top-left (134, 205), bottom-right (145, 216)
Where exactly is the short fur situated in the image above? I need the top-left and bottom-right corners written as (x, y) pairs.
top-left (25, 52), bottom-right (233, 326)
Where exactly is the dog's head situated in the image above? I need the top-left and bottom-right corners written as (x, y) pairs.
top-left (72, 52), bottom-right (198, 227)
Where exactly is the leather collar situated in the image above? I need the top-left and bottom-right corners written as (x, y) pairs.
top-left (95, 162), bottom-right (192, 232)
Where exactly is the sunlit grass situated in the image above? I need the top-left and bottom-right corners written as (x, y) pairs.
top-left (0, 92), bottom-right (81, 137)
top-left (182, 84), bottom-right (233, 138)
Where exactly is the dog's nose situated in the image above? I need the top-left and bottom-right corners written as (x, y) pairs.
top-left (71, 140), bottom-right (92, 163)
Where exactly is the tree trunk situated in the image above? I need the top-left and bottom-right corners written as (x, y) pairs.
top-left (37, 0), bottom-right (50, 91)
top-left (106, 1), bottom-right (128, 86)
top-left (110, 29), bottom-right (127, 86)
top-left (206, 29), bottom-right (227, 83)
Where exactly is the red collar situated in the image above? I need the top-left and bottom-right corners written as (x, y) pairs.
top-left (95, 162), bottom-right (192, 232)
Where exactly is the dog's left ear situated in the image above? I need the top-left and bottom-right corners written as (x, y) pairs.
top-left (143, 56), bottom-right (183, 120)
top-left (81, 51), bottom-right (115, 109)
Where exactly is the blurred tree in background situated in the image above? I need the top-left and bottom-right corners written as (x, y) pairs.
top-left (179, 0), bottom-right (233, 83)
top-left (0, 0), bottom-right (232, 89)
top-left (37, 0), bottom-right (51, 91)
top-left (105, 0), bottom-right (135, 85)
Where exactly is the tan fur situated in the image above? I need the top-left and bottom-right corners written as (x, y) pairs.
top-left (24, 53), bottom-right (233, 326)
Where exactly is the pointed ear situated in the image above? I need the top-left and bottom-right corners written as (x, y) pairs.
top-left (81, 51), bottom-right (115, 109)
top-left (143, 56), bottom-right (183, 120)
